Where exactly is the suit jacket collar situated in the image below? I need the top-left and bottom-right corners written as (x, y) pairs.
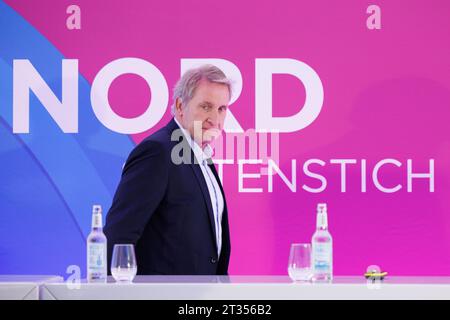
top-left (166, 118), bottom-right (223, 256)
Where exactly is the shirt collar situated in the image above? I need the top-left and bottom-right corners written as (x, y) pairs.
top-left (174, 117), bottom-right (213, 163)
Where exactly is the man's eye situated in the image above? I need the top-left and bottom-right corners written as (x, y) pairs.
top-left (202, 105), bottom-right (211, 110)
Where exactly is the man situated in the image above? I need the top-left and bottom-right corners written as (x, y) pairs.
top-left (104, 64), bottom-right (231, 275)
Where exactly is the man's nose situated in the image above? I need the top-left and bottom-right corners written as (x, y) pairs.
top-left (206, 109), bottom-right (220, 128)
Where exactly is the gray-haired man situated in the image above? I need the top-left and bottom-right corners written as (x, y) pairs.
top-left (104, 65), bottom-right (231, 275)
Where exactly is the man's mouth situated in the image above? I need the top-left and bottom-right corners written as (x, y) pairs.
top-left (202, 128), bottom-right (221, 139)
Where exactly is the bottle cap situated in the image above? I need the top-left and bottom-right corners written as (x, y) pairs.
top-left (316, 203), bottom-right (328, 228)
top-left (317, 203), bottom-right (327, 213)
top-left (91, 205), bottom-right (103, 228)
top-left (92, 205), bottom-right (102, 215)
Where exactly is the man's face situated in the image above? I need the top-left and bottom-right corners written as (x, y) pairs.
top-left (176, 80), bottom-right (230, 148)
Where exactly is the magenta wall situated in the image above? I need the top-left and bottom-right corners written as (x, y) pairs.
top-left (2, 0), bottom-right (450, 276)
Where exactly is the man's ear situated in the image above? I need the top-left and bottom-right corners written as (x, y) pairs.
top-left (175, 98), bottom-right (183, 115)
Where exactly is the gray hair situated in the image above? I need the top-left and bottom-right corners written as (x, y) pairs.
top-left (171, 64), bottom-right (232, 115)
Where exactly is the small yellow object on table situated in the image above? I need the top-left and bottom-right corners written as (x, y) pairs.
top-left (364, 271), bottom-right (388, 280)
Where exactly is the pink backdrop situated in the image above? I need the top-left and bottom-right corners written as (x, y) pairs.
top-left (5, 0), bottom-right (450, 275)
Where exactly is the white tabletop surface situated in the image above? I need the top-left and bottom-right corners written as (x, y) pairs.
top-left (39, 276), bottom-right (450, 300)
top-left (0, 275), bottom-right (63, 300)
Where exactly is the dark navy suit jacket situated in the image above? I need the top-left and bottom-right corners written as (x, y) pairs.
top-left (104, 118), bottom-right (231, 275)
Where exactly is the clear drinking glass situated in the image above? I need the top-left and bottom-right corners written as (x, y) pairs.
top-left (288, 243), bottom-right (312, 282)
top-left (111, 244), bottom-right (137, 283)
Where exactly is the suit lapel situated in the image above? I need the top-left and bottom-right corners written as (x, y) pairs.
top-left (166, 118), bottom-right (221, 255)
top-left (207, 161), bottom-right (230, 255)
top-left (207, 161), bottom-right (226, 204)
top-left (189, 161), bottom-right (218, 252)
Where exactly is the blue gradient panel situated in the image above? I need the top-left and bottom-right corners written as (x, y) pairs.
top-left (0, 1), bottom-right (135, 276)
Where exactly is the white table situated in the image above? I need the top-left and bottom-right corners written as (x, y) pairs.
top-left (0, 275), bottom-right (63, 300)
top-left (39, 276), bottom-right (450, 300)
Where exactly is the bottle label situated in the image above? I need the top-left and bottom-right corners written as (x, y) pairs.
top-left (313, 243), bottom-right (332, 271)
top-left (87, 243), bottom-right (105, 271)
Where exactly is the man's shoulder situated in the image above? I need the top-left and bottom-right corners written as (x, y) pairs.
top-left (121, 128), bottom-right (170, 173)
top-left (141, 128), bottom-right (170, 147)
top-left (131, 119), bottom-right (178, 155)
